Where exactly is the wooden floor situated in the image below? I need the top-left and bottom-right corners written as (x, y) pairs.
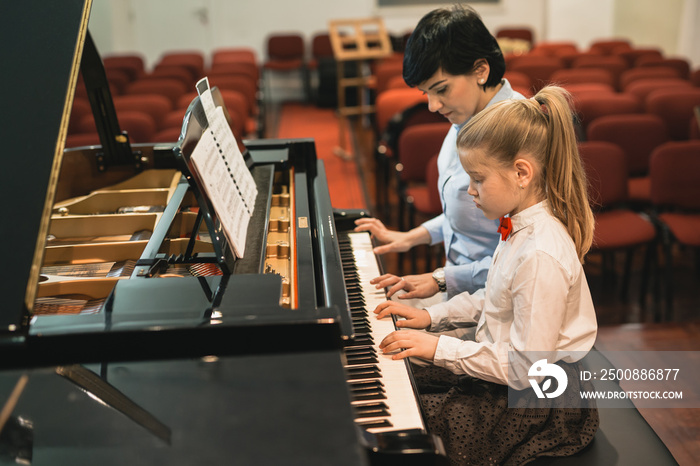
top-left (345, 115), bottom-right (700, 466)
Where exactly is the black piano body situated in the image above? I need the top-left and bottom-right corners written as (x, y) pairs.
top-left (0, 1), bottom-right (447, 464)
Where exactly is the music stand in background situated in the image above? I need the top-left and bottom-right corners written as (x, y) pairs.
top-left (328, 18), bottom-right (392, 159)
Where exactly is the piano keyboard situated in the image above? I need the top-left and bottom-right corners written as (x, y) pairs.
top-left (339, 231), bottom-right (425, 434)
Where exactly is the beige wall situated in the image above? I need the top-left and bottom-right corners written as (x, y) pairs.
top-left (615, 0), bottom-right (684, 54)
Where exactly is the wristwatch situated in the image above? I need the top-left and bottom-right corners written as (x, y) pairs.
top-left (432, 267), bottom-right (446, 292)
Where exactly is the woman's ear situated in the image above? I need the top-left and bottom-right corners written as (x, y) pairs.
top-left (513, 158), bottom-right (534, 189)
top-left (473, 59), bottom-right (490, 84)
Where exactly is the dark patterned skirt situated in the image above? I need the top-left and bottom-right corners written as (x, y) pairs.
top-left (413, 362), bottom-right (599, 466)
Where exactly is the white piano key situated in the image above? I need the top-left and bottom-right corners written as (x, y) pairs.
top-left (345, 232), bottom-right (425, 434)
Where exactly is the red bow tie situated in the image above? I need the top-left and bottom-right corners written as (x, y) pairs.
top-left (498, 216), bottom-right (512, 241)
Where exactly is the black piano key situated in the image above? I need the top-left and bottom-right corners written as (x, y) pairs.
top-left (344, 345), bottom-right (376, 355)
top-left (350, 390), bottom-right (387, 402)
top-left (353, 402), bottom-right (390, 419)
top-left (355, 419), bottom-right (394, 429)
top-left (348, 379), bottom-right (385, 390)
top-left (346, 365), bottom-right (381, 380)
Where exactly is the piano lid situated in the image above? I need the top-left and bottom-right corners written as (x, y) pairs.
top-left (0, 0), bottom-right (91, 336)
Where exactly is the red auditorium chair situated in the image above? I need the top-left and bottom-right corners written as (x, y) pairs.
top-left (619, 66), bottom-right (682, 90)
top-left (563, 83), bottom-right (616, 102)
top-left (637, 56), bottom-right (691, 79)
top-left (616, 48), bottom-right (663, 68)
top-left (579, 141), bottom-right (657, 310)
top-left (65, 132), bottom-right (101, 148)
top-left (649, 140), bottom-right (700, 318)
top-left (156, 51), bottom-right (205, 82)
top-left (211, 47), bottom-right (257, 67)
top-left (207, 62), bottom-right (260, 85)
top-left (115, 111), bottom-right (157, 143)
top-left (405, 153), bottom-right (444, 272)
top-left (588, 39), bottom-right (632, 55)
top-left (262, 33), bottom-right (308, 101)
top-left (374, 60), bottom-right (404, 96)
top-left (68, 98), bottom-right (92, 135)
top-left (396, 124), bottom-right (450, 272)
top-left (587, 113), bottom-right (669, 204)
top-left (207, 75), bottom-right (258, 117)
top-left (306, 32), bottom-right (334, 74)
top-left (645, 87), bottom-right (700, 140)
top-left (528, 41), bottom-right (578, 57)
top-left (571, 55), bottom-right (629, 90)
top-left (550, 68), bottom-right (615, 88)
top-left (623, 78), bottom-right (693, 102)
top-left (102, 54), bottom-right (145, 81)
top-left (113, 94), bottom-right (173, 130)
top-left (148, 64), bottom-right (197, 88)
top-left (124, 78), bottom-right (188, 107)
top-left (573, 92), bottom-right (643, 132)
top-left (504, 71), bottom-right (532, 95)
top-left (395, 122), bottom-right (451, 229)
top-left (508, 55), bottom-right (564, 92)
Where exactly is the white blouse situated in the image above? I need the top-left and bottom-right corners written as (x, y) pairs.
top-left (426, 201), bottom-right (597, 388)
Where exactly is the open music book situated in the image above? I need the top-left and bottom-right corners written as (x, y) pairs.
top-left (189, 77), bottom-right (257, 258)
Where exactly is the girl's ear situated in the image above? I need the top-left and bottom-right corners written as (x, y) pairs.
top-left (514, 158), bottom-right (534, 189)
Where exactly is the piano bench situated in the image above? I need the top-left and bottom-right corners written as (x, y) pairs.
top-left (531, 349), bottom-right (677, 465)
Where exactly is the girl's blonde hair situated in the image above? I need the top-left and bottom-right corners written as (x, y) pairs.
top-left (456, 85), bottom-right (594, 262)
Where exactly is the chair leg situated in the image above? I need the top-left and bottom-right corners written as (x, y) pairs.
top-left (408, 202), bottom-right (417, 274)
top-left (621, 248), bottom-right (634, 304)
top-left (662, 230), bottom-right (674, 322)
top-left (639, 241), bottom-right (656, 314)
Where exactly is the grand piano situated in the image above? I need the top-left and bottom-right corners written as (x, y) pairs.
top-left (0, 1), bottom-right (447, 464)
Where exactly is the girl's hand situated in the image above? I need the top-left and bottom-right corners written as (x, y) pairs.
top-left (373, 300), bottom-right (431, 329)
top-left (371, 273), bottom-right (439, 299)
top-left (379, 329), bottom-right (439, 361)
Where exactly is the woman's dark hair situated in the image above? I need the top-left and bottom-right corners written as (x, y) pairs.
top-left (403, 5), bottom-right (505, 88)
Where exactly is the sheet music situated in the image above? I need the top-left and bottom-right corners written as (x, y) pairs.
top-left (189, 77), bottom-right (258, 258)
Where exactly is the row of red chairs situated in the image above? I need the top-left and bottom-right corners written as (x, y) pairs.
top-left (67, 48), bottom-right (263, 148)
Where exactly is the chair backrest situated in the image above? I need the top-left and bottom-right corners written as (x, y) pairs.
top-left (426, 153), bottom-right (441, 214)
top-left (619, 66), bottom-right (681, 89)
top-left (578, 141), bottom-right (629, 209)
top-left (623, 78), bottom-right (693, 102)
top-left (508, 55), bottom-right (564, 91)
top-left (550, 68), bottom-right (615, 88)
top-left (616, 48), bottom-right (663, 67)
top-left (571, 55), bottom-right (628, 89)
top-left (267, 33), bottom-right (305, 60)
top-left (374, 60), bottom-right (404, 96)
top-left (528, 41), bottom-right (578, 57)
top-left (374, 87), bottom-right (426, 136)
top-left (312, 33), bottom-right (334, 59)
top-left (124, 78), bottom-right (188, 107)
top-left (103, 54), bottom-right (145, 81)
top-left (397, 123), bottom-right (451, 183)
top-left (586, 113), bottom-right (668, 176)
top-left (645, 87), bottom-right (700, 140)
top-left (156, 52), bottom-right (205, 81)
top-left (637, 57), bottom-right (691, 79)
top-left (117, 111), bottom-right (157, 143)
top-left (573, 93), bottom-right (643, 131)
top-left (588, 39), bottom-right (632, 55)
top-left (113, 94), bottom-right (173, 129)
top-left (649, 140), bottom-right (700, 209)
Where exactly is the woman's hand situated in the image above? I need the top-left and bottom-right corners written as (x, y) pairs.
top-left (379, 329), bottom-right (439, 361)
top-left (354, 218), bottom-right (429, 255)
top-left (373, 300), bottom-right (432, 329)
top-left (371, 273), bottom-right (439, 299)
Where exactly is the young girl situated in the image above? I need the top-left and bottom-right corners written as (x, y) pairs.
top-left (374, 86), bottom-right (599, 465)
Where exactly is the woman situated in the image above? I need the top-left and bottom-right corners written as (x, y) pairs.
top-left (355, 5), bottom-right (525, 303)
